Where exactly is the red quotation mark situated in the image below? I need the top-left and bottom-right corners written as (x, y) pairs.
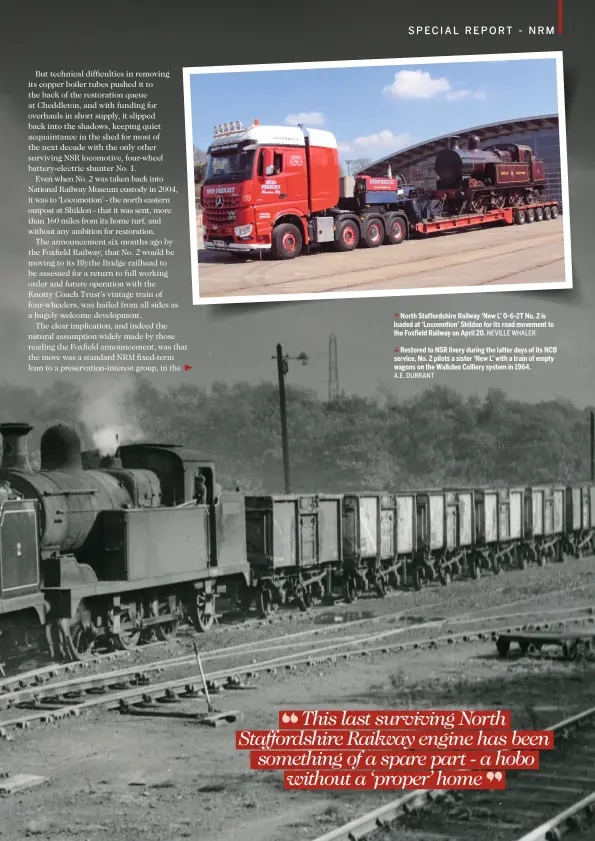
top-left (394, 347), bottom-right (400, 353)
top-left (394, 313), bottom-right (400, 318)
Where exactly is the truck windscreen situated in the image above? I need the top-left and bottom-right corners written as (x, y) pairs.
top-left (205, 149), bottom-right (255, 183)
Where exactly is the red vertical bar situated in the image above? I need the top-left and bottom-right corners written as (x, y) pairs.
top-left (558, 0), bottom-right (563, 34)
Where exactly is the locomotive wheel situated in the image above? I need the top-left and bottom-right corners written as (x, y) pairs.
top-left (111, 607), bottom-right (144, 651)
top-left (150, 599), bottom-right (180, 642)
top-left (535, 207), bottom-right (544, 221)
top-left (59, 617), bottom-right (96, 661)
top-left (551, 205), bottom-right (559, 219)
top-left (361, 217), bottom-right (384, 248)
top-left (514, 210), bottom-right (526, 225)
top-left (334, 219), bottom-right (360, 252)
top-left (525, 208), bottom-right (535, 223)
top-left (544, 206), bottom-right (552, 220)
top-left (470, 199), bottom-right (486, 215)
top-left (384, 215), bottom-right (406, 245)
top-left (271, 223), bottom-right (302, 260)
top-left (491, 195), bottom-right (506, 210)
top-left (188, 590), bottom-right (216, 632)
top-left (538, 554), bottom-right (546, 567)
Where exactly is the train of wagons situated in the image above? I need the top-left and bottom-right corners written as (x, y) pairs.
top-left (0, 421), bottom-right (593, 664)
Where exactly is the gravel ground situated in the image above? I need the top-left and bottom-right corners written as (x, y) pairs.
top-left (2, 557), bottom-right (595, 841)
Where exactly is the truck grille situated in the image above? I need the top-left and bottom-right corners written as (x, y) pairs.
top-left (203, 194), bottom-right (239, 225)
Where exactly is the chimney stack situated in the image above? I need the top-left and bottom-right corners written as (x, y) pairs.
top-left (0, 422), bottom-right (33, 471)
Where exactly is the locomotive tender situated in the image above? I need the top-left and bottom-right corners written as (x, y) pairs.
top-left (0, 420), bottom-right (593, 665)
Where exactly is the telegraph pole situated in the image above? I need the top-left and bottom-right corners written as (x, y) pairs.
top-left (273, 344), bottom-right (309, 494)
top-left (328, 334), bottom-right (339, 401)
top-left (591, 410), bottom-right (594, 482)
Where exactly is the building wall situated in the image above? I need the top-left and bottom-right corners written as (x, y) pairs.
top-left (397, 127), bottom-right (562, 207)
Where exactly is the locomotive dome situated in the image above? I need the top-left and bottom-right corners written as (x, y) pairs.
top-left (40, 423), bottom-right (83, 473)
top-left (361, 114), bottom-right (562, 207)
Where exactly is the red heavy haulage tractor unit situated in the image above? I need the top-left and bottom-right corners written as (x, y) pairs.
top-left (200, 120), bottom-right (560, 260)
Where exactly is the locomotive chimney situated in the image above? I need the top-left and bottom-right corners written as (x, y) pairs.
top-left (449, 136), bottom-right (461, 149)
top-left (0, 422), bottom-right (33, 471)
top-left (40, 424), bottom-right (83, 473)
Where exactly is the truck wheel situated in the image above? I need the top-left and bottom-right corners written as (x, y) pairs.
top-left (535, 207), bottom-right (544, 221)
top-left (384, 215), bottom-right (406, 245)
top-left (525, 208), bottom-right (535, 223)
top-left (272, 223), bottom-right (302, 259)
top-left (551, 205), bottom-right (559, 219)
top-left (514, 210), bottom-right (526, 225)
top-left (544, 206), bottom-right (552, 220)
top-left (334, 219), bottom-right (360, 252)
top-left (361, 217), bottom-right (384, 248)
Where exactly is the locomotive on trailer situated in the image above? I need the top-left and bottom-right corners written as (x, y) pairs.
top-left (432, 134), bottom-right (548, 216)
top-left (0, 420), bottom-right (593, 667)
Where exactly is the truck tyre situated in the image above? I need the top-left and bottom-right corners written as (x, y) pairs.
top-left (525, 208), bottom-right (535, 223)
top-left (551, 205), bottom-right (559, 218)
top-left (384, 215), bottom-right (406, 245)
top-left (272, 223), bottom-right (302, 260)
top-left (535, 206), bottom-right (544, 221)
top-left (544, 206), bottom-right (552, 220)
top-left (334, 219), bottom-right (360, 252)
top-left (361, 217), bottom-right (384, 248)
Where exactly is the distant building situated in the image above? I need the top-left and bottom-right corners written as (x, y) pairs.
top-left (362, 115), bottom-right (562, 207)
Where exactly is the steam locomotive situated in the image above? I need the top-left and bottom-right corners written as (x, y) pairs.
top-left (0, 421), bottom-right (593, 666)
top-left (430, 134), bottom-right (547, 215)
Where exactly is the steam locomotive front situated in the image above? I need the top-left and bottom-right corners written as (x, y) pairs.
top-left (0, 423), bottom-right (160, 557)
top-left (435, 135), bottom-right (503, 185)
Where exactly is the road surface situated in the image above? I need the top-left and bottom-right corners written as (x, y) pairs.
top-left (196, 217), bottom-right (566, 299)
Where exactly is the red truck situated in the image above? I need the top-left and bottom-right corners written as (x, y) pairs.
top-left (200, 120), bottom-right (559, 260)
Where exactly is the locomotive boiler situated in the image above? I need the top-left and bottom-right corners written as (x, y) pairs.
top-left (432, 134), bottom-right (546, 215)
top-left (0, 422), bottom-right (249, 661)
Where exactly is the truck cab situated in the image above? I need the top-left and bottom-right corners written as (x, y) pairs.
top-left (201, 120), bottom-right (339, 257)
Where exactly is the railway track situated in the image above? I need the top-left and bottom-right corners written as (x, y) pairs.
top-left (1, 576), bottom-right (587, 693)
top-left (307, 707), bottom-right (595, 841)
top-left (1, 604), bottom-right (594, 739)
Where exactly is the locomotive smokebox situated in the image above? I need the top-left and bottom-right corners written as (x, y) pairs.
top-left (0, 422), bottom-right (33, 471)
top-left (40, 424), bottom-right (83, 473)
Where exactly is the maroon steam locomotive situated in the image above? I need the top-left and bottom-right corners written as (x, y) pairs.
top-left (432, 134), bottom-right (547, 215)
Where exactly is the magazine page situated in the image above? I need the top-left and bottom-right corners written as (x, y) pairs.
top-left (0, 1), bottom-right (591, 839)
